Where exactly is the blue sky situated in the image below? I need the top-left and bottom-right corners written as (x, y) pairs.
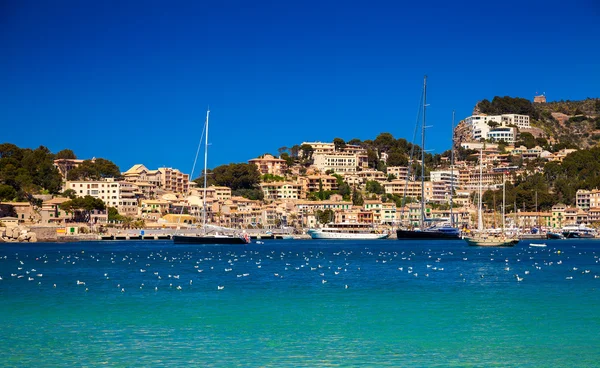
top-left (1, 0), bottom-right (599, 177)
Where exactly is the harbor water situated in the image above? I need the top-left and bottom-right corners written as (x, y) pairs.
top-left (1, 239), bottom-right (599, 366)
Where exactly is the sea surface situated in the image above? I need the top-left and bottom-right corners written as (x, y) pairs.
top-left (1, 239), bottom-right (599, 367)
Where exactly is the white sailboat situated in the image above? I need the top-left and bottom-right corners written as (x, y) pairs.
top-left (464, 149), bottom-right (519, 247)
top-left (396, 76), bottom-right (460, 240)
top-left (173, 109), bottom-right (250, 245)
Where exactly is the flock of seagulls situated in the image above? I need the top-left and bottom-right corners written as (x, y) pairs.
top-left (0, 242), bottom-right (598, 294)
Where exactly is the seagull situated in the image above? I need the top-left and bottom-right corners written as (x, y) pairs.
top-left (217, 285), bottom-right (225, 290)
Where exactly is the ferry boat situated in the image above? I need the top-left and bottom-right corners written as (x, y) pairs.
top-left (308, 224), bottom-right (389, 240)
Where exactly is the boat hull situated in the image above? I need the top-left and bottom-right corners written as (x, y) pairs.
top-left (308, 230), bottom-right (389, 240)
top-left (546, 232), bottom-right (566, 240)
top-left (464, 237), bottom-right (519, 247)
top-left (563, 232), bottom-right (595, 239)
top-left (396, 229), bottom-right (461, 240)
top-left (172, 235), bottom-right (248, 244)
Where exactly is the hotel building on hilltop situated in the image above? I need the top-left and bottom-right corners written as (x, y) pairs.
top-left (464, 114), bottom-right (530, 141)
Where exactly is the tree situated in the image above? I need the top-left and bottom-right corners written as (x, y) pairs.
top-left (516, 132), bottom-right (536, 149)
top-left (60, 195), bottom-right (106, 222)
top-left (347, 138), bottom-right (361, 146)
top-left (55, 149), bottom-right (77, 159)
top-left (299, 144), bottom-right (314, 165)
top-left (280, 152), bottom-right (295, 168)
top-left (386, 149), bottom-right (408, 167)
top-left (0, 184), bottom-right (17, 201)
top-left (365, 180), bottom-right (384, 195)
top-left (62, 189), bottom-right (77, 199)
top-left (352, 188), bottom-right (364, 206)
top-left (107, 207), bottom-right (124, 222)
top-left (67, 158), bottom-right (121, 180)
top-left (196, 163), bottom-right (261, 196)
top-left (0, 203), bottom-right (17, 218)
top-left (374, 133), bottom-right (396, 153)
top-left (333, 138), bottom-right (346, 151)
top-left (315, 209), bottom-right (334, 224)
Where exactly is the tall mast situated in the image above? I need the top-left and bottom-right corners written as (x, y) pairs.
top-left (202, 109), bottom-right (210, 231)
top-left (420, 75), bottom-right (427, 229)
top-left (478, 148), bottom-right (483, 231)
top-left (502, 171), bottom-right (506, 232)
top-left (450, 110), bottom-right (455, 228)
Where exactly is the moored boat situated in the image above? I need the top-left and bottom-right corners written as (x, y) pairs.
top-left (308, 227), bottom-right (389, 240)
top-left (173, 233), bottom-right (249, 244)
top-left (396, 224), bottom-right (461, 240)
top-left (464, 235), bottom-right (519, 247)
top-left (171, 109), bottom-right (250, 245)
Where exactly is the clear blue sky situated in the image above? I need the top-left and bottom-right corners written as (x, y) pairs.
top-left (2, 0), bottom-right (599, 177)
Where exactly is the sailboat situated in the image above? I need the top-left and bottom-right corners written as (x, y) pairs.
top-left (396, 76), bottom-right (460, 240)
top-left (173, 109), bottom-right (250, 245)
top-left (463, 149), bottom-right (519, 247)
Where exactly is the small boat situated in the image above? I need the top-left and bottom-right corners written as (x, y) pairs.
top-left (529, 243), bottom-right (547, 247)
top-left (464, 235), bottom-right (519, 247)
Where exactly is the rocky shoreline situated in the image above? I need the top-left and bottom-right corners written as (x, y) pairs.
top-left (0, 226), bottom-right (37, 243)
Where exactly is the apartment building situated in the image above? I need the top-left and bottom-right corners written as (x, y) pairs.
top-left (430, 170), bottom-right (459, 188)
top-left (248, 154), bottom-right (287, 176)
top-left (383, 180), bottom-right (448, 203)
top-left (117, 181), bottom-right (140, 217)
top-left (66, 179), bottom-right (121, 208)
top-left (298, 175), bottom-right (339, 198)
top-left (39, 197), bottom-right (71, 225)
top-left (386, 166), bottom-right (410, 180)
top-left (260, 182), bottom-right (302, 201)
top-left (123, 164), bottom-right (189, 194)
top-left (303, 141), bottom-right (369, 173)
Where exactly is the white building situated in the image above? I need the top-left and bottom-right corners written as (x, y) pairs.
top-left (430, 170), bottom-right (459, 188)
top-left (66, 179), bottom-right (139, 216)
top-left (313, 152), bottom-right (360, 174)
top-left (464, 114), bottom-right (530, 141)
top-left (487, 127), bottom-right (517, 143)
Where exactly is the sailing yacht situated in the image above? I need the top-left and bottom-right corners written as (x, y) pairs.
top-left (463, 149), bottom-right (518, 247)
top-left (396, 76), bottom-right (461, 240)
top-left (173, 109), bottom-right (250, 245)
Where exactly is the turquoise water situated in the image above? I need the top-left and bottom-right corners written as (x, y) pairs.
top-left (1, 239), bottom-right (599, 367)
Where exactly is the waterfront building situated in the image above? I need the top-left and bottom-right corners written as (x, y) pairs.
top-left (0, 202), bottom-right (38, 224)
top-left (39, 197), bottom-right (71, 225)
top-left (551, 204), bottom-right (567, 229)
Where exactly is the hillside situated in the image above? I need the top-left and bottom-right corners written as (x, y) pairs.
top-left (473, 96), bottom-right (600, 150)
